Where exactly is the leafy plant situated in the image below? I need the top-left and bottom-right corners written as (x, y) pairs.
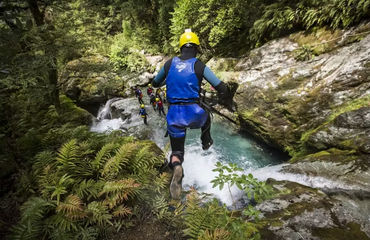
top-left (11, 137), bottom-right (167, 239)
top-left (182, 189), bottom-right (261, 240)
top-left (212, 162), bottom-right (274, 205)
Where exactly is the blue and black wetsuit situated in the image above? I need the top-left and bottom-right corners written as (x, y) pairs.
top-left (152, 46), bottom-right (230, 167)
top-left (139, 108), bottom-right (148, 125)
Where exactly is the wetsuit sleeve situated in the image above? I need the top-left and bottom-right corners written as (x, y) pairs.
top-left (152, 67), bottom-right (166, 87)
top-left (152, 59), bottom-right (172, 87)
top-left (203, 66), bottom-right (233, 109)
top-left (203, 66), bottom-right (221, 87)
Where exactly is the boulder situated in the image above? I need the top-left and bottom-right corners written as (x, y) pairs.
top-left (258, 179), bottom-right (370, 239)
top-left (59, 55), bottom-right (126, 107)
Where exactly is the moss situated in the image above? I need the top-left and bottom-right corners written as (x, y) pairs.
top-left (213, 58), bottom-right (238, 71)
top-left (327, 95), bottom-right (370, 123)
top-left (304, 148), bottom-right (356, 162)
top-left (312, 222), bottom-right (370, 240)
top-left (299, 95), bottom-right (370, 144)
top-left (290, 28), bottom-right (342, 55)
top-left (59, 95), bottom-right (92, 125)
top-left (242, 107), bottom-right (259, 120)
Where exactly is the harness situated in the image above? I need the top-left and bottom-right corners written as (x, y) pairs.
top-left (166, 57), bottom-right (200, 104)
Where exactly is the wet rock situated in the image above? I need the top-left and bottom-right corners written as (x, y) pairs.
top-left (60, 54), bottom-right (167, 108)
top-left (307, 107), bottom-right (370, 153)
top-left (59, 55), bottom-right (125, 106)
top-left (258, 179), bottom-right (370, 239)
top-left (281, 149), bottom-right (370, 192)
top-left (208, 22), bottom-right (370, 165)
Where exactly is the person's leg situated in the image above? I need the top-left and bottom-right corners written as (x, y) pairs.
top-left (201, 113), bottom-right (213, 150)
top-left (169, 135), bottom-right (185, 167)
top-left (169, 135), bottom-right (185, 200)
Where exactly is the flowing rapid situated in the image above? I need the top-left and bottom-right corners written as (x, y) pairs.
top-left (90, 98), bottom-right (360, 205)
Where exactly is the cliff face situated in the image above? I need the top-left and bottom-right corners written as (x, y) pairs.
top-left (209, 22), bottom-right (369, 165)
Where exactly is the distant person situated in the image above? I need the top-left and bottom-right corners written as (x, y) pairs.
top-left (147, 84), bottom-right (153, 96)
top-left (150, 93), bottom-right (157, 111)
top-left (135, 87), bottom-right (144, 104)
top-left (162, 87), bottom-right (167, 103)
top-left (155, 88), bottom-right (161, 99)
top-left (152, 29), bottom-right (232, 200)
top-left (139, 104), bottom-right (148, 125)
top-left (159, 88), bottom-right (166, 103)
top-left (156, 98), bottom-right (165, 116)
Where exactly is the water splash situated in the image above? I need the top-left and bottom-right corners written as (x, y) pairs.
top-left (96, 97), bottom-right (122, 120)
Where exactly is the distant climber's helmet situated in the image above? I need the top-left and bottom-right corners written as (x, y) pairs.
top-left (179, 29), bottom-right (200, 49)
top-left (140, 104), bottom-right (145, 108)
top-left (155, 98), bottom-right (159, 102)
top-left (148, 84), bottom-right (152, 87)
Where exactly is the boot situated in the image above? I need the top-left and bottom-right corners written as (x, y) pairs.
top-left (170, 164), bottom-right (183, 200)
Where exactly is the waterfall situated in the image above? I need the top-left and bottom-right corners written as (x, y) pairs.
top-left (96, 98), bottom-right (121, 120)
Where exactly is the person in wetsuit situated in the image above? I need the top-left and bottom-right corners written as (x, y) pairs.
top-left (152, 29), bottom-right (232, 200)
top-left (139, 104), bottom-right (148, 125)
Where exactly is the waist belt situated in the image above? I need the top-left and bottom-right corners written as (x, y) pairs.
top-left (169, 102), bottom-right (199, 105)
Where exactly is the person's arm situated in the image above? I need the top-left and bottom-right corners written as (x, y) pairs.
top-left (203, 66), bottom-right (233, 109)
top-left (152, 67), bottom-right (166, 87)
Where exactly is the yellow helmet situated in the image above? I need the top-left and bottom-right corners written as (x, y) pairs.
top-left (179, 29), bottom-right (200, 48)
top-left (155, 98), bottom-right (159, 101)
top-left (140, 104), bottom-right (145, 108)
top-left (148, 83), bottom-right (152, 87)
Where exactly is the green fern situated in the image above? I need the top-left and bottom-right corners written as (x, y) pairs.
top-left (56, 139), bottom-right (79, 167)
top-left (101, 142), bottom-right (137, 178)
top-left (56, 194), bottom-right (86, 220)
top-left (74, 179), bottom-right (103, 200)
top-left (86, 201), bottom-right (112, 226)
top-left (99, 179), bottom-right (140, 209)
top-left (11, 197), bottom-right (54, 240)
top-left (91, 142), bottom-right (119, 172)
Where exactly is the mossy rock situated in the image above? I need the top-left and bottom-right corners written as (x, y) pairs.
top-left (290, 27), bottom-right (342, 56)
top-left (258, 180), bottom-right (370, 239)
top-left (312, 222), bottom-right (370, 240)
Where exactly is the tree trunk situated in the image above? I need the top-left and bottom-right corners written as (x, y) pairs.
top-left (26, 0), bottom-right (44, 26)
top-left (27, 0), bottom-right (61, 113)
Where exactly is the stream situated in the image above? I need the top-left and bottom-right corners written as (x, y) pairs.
top-left (90, 97), bottom-right (367, 205)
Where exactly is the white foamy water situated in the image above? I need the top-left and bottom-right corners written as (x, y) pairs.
top-left (96, 98), bottom-right (121, 120)
top-left (90, 118), bottom-right (126, 133)
top-left (249, 164), bottom-right (363, 191)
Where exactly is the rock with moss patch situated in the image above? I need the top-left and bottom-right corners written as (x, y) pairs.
top-left (59, 55), bottom-right (126, 108)
top-left (208, 23), bottom-right (370, 162)
top-left (258, 179), bottom-right (370, 239)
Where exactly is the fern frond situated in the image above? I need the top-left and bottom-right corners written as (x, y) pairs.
top-left (100, 179), bottom-right (140, 209)
top-left (48, 174), bottom-right (74, 204)
top-left (47, 212), bottom-right (79, 232)
top-left (74, 179), bottom-right (103, 200)
top-left (32, 150), bottom-right (56, 175)
top-left (56, 139), bottom-right (78, 167)
top-left (91, 142), bottom-right (119, 171)
top-left (11, 197), bottom-right (54, 240)
top-left (112, 205), bottom-right (132, 217)
top-left (86, 201), bottom-right (112, 226)
top-left (198, 228), bottom-right (231, 240)
top-left (56, 194), bottom-right (86, 220)
top-left (101, 142), bottom-right (137, 178)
